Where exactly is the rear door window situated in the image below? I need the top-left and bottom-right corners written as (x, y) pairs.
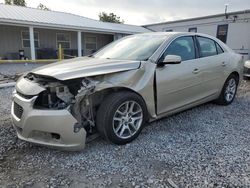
top-left (197, 37), bottom-right (217, 57)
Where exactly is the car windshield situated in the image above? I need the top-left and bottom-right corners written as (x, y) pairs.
top-left (93, 35), bottom-right (167, 61)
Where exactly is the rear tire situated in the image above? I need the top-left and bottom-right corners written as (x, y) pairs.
top-left (96, 91), bottom-right (147, 145)
top-left (214, 74), bottom-right (239, 105)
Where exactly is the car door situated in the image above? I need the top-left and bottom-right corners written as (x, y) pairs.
top-left (156, 36), bottom-right (205, 115)
top-left (195, 36), bottom-right (227, 96)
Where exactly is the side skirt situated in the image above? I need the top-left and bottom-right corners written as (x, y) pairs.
top-left (149, 93), bottom-right (218, 122)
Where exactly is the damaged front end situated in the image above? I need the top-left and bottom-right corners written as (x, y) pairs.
top-left (11, 73), bottom-right (98, 151)
top-left (29, 73), bottom-right (97, 133)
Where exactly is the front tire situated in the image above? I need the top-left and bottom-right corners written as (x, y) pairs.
top-left (96, 91), bottom-right (147, 145)
top-left (215, 74), bottom-right (239, 105)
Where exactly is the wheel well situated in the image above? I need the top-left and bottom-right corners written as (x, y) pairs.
top-left (230, 71), bottom-right (240, 82)
top-left (91, 87), bottom-right (149, 119)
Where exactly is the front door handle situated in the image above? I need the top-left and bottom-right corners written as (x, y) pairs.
top-left (222, 62), bottom-right (227, 67)
top-left (192, 68), bottom-right (200, 74)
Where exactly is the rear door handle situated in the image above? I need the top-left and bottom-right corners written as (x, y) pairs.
top-left (192, 68), bottom-right (200, 74)
top-left (222, 62), bottom-right (227, 67)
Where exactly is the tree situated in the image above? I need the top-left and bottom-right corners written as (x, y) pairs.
top-left (5, 0), bottom-right (26, 6)
top-left (4, 0), bottom-right (12, 5)
top-left (99, 12), bottom-right (124, 24)
top-left (13, 0), bottom-right (26, 6)
top-left (37, 3), bottom-right (50, 11)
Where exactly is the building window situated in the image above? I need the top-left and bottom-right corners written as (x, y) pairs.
top-left (85, 36), bottom-right (97, 51)
top-left (21, 31), bottom-right (39, 48)
top-left (216, 24), bottom-right (228, 43)
top-left (165, 29), bottom-right (173, 32)
top-left (188, 27), bottom-right (197, 33)
top-left (56, 33), bottom-right (71, 49)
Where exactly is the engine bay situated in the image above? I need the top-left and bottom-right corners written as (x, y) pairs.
top-left (22, 73), bottom-right (99, 135)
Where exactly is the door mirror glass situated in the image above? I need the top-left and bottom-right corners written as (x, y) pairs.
top-left (162, 55), bottom-right (182, 64)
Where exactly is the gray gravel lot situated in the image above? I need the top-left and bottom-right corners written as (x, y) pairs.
top-left (0, 63), bottom-right (45, 75)
top-left (0, 80), bottom-right (250, 187)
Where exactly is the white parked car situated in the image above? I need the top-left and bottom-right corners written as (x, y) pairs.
top-left (11, 32), bottom-right (243, 151)
top-left (244, 60), bottom-right (250, 78)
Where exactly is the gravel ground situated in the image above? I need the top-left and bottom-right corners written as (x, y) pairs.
top-left (0, 63), bottom-right (48, 85)
top-left (0, 63), bottom-right (45, 78)
top-left (0, 80), bottom-right (250, 187)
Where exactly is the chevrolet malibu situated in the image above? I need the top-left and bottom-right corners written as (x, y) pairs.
top-left (11, 32), bottom-right (243, 151)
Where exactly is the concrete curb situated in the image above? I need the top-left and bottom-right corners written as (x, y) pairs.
top-left (0, 82), bottom-right (15, 89)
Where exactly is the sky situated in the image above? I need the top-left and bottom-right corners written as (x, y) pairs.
top-left (0, 0), bottom-right (250, 25)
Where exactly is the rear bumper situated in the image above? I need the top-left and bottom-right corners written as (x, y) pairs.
top-left (11, 92), bottom-right (86, 151)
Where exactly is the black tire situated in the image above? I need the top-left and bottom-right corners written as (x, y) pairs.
top-left (96, 91), bottom-right (147, 145)
top-left (214, 74), bottom-right (239, 105)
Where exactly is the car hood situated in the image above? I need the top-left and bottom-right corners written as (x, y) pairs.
top-left (31, 57), bottom-right (141, 80)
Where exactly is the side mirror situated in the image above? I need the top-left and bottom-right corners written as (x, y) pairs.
top-left (162, 55), bottom-right (182, 65)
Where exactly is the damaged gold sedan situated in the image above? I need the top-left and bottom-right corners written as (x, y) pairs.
top-left (11, 32), bottom-right (243, 151)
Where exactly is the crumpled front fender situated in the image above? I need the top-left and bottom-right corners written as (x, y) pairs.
top-left (93, 62), bottom-right (157, 118)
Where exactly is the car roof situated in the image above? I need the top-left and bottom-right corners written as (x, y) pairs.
top-left (135, 32), bottom-right (232, 52)
top-left (139, 32), bottom-right (232, 62)
top-left (135, 32), bottom-right (189, 37)
top-left (136, 31), bottom-right (212, 38)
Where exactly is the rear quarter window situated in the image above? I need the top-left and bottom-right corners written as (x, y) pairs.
top-left (215, 42), bottom-right (224, 54)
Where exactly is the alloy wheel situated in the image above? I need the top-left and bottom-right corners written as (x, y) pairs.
top-left (112, 101), bottom-right (143, 139)
top-left (225, 78), bottom-right (237, 102)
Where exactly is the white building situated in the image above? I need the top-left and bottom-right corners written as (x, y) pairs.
top-left (144, 10), bottom-right (250, 60)
top-left (0, 4), bottom-right (149, 60)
